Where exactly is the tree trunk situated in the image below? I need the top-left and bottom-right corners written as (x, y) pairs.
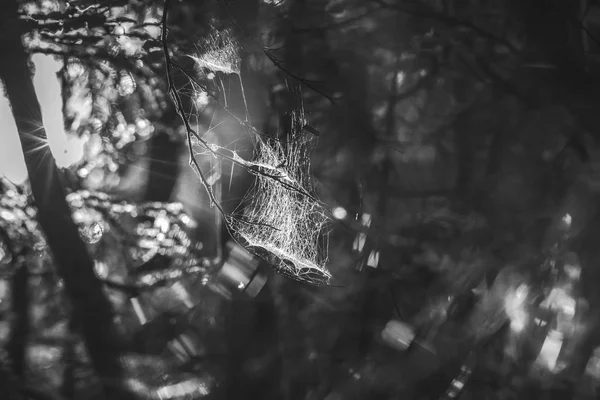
top-left (7, 263), bottom-right (28, 380)
top-left (0, 358), bottom-right (24, 400)
top-left (142, 129), bottom-right (181, 202)
top-left (0, 2), bottom-right (130, 397)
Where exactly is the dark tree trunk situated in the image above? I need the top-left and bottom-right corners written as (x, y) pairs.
top-left (0, 2), bottom-right (130, 398)
top-left (142, 130), bottom-right (181, 202)
top-left (7, 263), bottom-right (28, 380)
top-left (0, 358), bottom-right (24, 400)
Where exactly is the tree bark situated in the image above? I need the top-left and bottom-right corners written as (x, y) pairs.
top-left (0, 2), bottom-right (130, 397)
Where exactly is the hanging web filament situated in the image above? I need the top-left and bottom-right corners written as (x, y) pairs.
top-left (230, 91), bottom-right (331, 284)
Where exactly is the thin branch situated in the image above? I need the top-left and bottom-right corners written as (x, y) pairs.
top-left (474, 55), bottom-right (531, 104)
top-left (161, 0), bottom-right (284, 232)
top-left (170, 62), bottom-right (266, 139)
top-left (292, 8), bottom-right (379, 33)
top-left (263, 49), bottom-right (340, 104)
top-left (567, 9), bottom-right (600, 51)
top-left (162, 0), bottom-right (231, 220)
top-left (161, 8), bottom-right (322, 204)
top-left (218, 0), bottom-right (339, 105)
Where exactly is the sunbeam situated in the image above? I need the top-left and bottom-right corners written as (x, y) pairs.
top-left (0, 55), bottom-right (85, 185)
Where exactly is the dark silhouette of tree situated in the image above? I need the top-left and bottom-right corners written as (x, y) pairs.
top-left (0, 1), bottom-right (131, 398)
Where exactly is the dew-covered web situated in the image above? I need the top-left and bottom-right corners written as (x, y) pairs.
top-left (228, 90), bottom-right (331, 285)
top-left (180, 25), bottom-right (331, 284)
top-left (186, 26), bottom-right (249, 119)
top-left (188, 27), bottom-right (241, 75)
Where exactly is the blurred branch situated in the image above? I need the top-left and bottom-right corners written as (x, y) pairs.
top-left (28, 46), bottom-right (156, 82)
top-left (219, 0), bottom-right (340, 105)
top-left (292, 8), bottom-right (379, 33)
top-left (451, 49), bottom-right (531, 104)
top-left (514, 3), bottom-right (600, 142)
top-left (372, 0), bottom-right (520, 56)
top-left (263, 49), bottom-right (340, 104)
top-left (21, 7), bottom-right (110, 33)
top-left (558, 2), bottom-right (600, 51)
top-left (473, 56), bottom-right (531, 104)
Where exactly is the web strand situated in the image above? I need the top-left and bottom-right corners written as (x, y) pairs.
top-left (162, 4), bottom-right (331, 283)
top-left (230, 93), bottom-right (331, 284)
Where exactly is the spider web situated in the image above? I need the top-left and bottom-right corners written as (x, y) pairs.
top-left (228, 88), bottom-right (331, 285)
top-left (179, 24), bottom-right (331, 284)
top-left (188, 27), bottom-right (241, 75)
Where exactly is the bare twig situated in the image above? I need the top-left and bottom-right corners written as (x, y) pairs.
top-left (263, 49), bottom-right (340, 104)
top-left (161, 9), bottom-right (321, 202)
top-left (170, 62), bottom-right (267, 139)
top-left (161, 0), bottom-right (287, 231)
top-left (218, 0), bottom-right (339, 105)
top-left (161, 0), bottom-right (230, 220)
top-left (292, 8), bottom-right (379, 33)
top-left (373, 0), bottom-right (521, 56)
